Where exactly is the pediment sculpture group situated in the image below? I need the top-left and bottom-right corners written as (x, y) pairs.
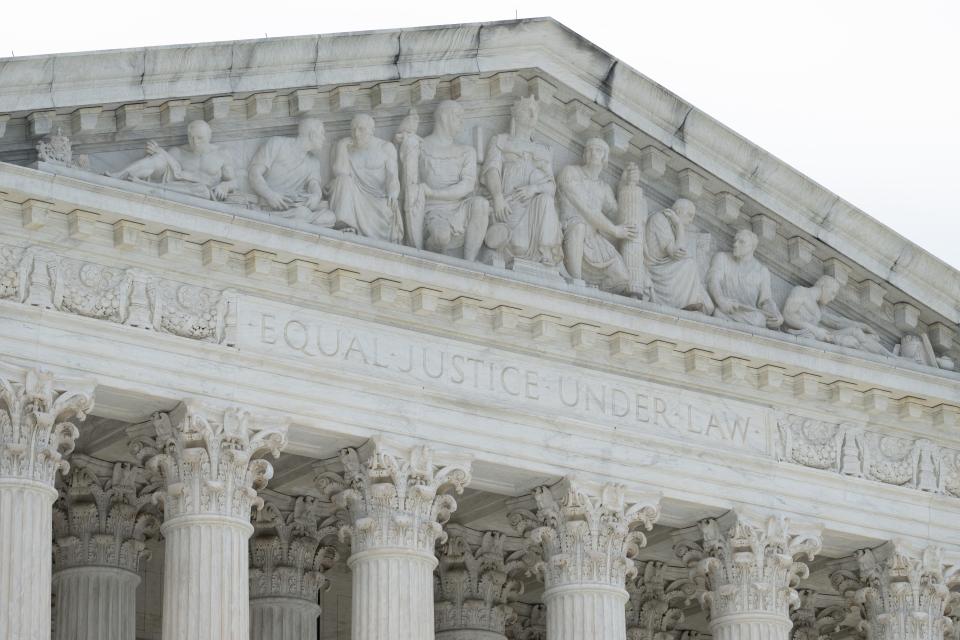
top-left (105, 96), bottom-right (890, 357)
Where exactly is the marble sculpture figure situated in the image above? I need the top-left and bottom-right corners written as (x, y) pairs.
top-left (482, 97), bottom-right (563, 267)
top-left (644, 198), bottom-right (714, 314)
top-left (783, 275), bottom-right (889, 355)
top-left (109, 120), bottom-right (237, 201)
top-left (558, 138), bottom-right (639, 294)
top-left (412, 101), bottom-right (490, 261)
top-left (329, 113), bottom-right (403, 243)
top-left (707, 229), bottom-right (783, 329)
top-left (247, 117), bottom-right (335, 228)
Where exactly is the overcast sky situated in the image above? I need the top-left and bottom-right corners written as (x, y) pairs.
top-left (3, 1), bottom-right (958, 268)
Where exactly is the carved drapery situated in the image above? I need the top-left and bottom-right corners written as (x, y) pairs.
top-left (316, 438), bottom-right (472, 640)
top-left (830, 541), bottom-right (958, 640)
top-left (434, 525), bottom-right (526, 639)
top-left (0, 365), bottom-right (94, 640)
top-left (139, 400), bottom-right (289, 640)
top-left (625, 561), bottom-right (696, 640)
top-left (673, 511), bottom-right (822, 640)
top-left (249, 492), bottom-right (339, 640)
top-left (510, 478), bottom-right (661, 640)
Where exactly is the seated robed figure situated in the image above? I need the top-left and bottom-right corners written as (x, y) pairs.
top-left (707, 229), bottom-right (783, 329)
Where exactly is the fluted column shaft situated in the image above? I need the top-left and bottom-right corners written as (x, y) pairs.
top-left (52, 566), bottom-right (140, 640)
top-left (316, 440), bottom-right (472, 640)
top-left (709, 615), bottom-right (791, 640)
top-left (0, 480), bottom-right (57, 640)
top-left (544, 584), bottom-right (629, 640)
top-left (350, 549), bottom-right (437, 640)
top-left (250, 599), bottom-right (322, 640)
top-left (141, 402), bottom-right (288, 640)
top-left (161, 516), bottom-right (252, 640)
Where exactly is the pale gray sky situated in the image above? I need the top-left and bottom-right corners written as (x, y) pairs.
top-left (4, 1), bottom-right (958, 268)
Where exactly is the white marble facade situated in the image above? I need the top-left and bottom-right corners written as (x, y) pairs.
top-left (1, 17), bottom-right (960, 640)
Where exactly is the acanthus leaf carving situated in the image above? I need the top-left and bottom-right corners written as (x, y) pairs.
top-left (0, 365), bottom-right (95, 485)
top-left (434, 524), bottom-right (527, 636)
top-left (625, 560), bottom-right (697, 640)
top-left (249, 491), bottom-right (340, 602)
top-left (142, 400), bottom-right (288, 522)
top-left (52, 456), bottom-right (160, 573)
top-left (314, 438), bottom-right (472, 555)
top-left (509, 477), bottom-right (661, 591)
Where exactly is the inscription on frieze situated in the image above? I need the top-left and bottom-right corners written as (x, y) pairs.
top-left (236, 298), bottom-right (772, 456)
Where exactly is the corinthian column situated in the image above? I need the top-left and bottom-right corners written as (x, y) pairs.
top-left (52, 456), bottom-right (159, 640)
top-left (0, 366), bottom-right (94, 640)
top-left (249, 491), bottom-right (339, 640)
top-left (316, 438), bottom-right (472, 640)
top-left (673, 511), bottom-right (823, 640)
top-left (625, 561), bottom-right (696, 640)
top-left (509, 477), bottom-right (661, 640)
top-left (142, 400), bottom-right (288, 640)
top-left (830, 540), bottom-right (958, 640)
top-left (435, 524), bottom-right (526, 640)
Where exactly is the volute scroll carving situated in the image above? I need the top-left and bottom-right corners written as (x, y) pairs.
top-left (0, 365), bottom-right (95, 485)
top-left (140, 400), bottom-right (289, 522)
top-left (314, 438), bottom-right (473, 555)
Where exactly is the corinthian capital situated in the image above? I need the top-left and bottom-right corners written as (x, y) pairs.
top-left (53, 455), bottom-right (160, 573)
top-left (140, 400), bottom-right (289, 521)
top-left (315, 437), bottom-right (472, 555)
top-left (0, 365), bottom-right (95, 485)
top-left (830, 540), bottom-right (959, 640)
top-left (626, 561), bottom-right (697, 640)
top-left (509, 477), bottom-right (661, 590)
top-left (434, 524), bottom-right (527, 636)
top-left (249, 491), bottom-right (339, 602)
top-left (673, 510), bottom-right (823, 620)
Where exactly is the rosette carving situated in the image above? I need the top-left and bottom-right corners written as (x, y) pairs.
top-left (434, 525), bottom-right (527, 636)
top-left (315, 438), bottom-right (472, 554)
top-left (509, 477), bottom-right (660, 590)
top-left (626, 561), bottom-right (696, 640)
top-left (673, 512), bottom-right (822, 620)
top-left (0, 366), bottom-right (94, 484)
top-left (142, 400), bottom-right (288, 521)
top-left (53, 456), bottom-right (160, 573)
top-left (249, 492), bottom-right (339, 602)
top-left (830, 541), bottom-right (959, 640)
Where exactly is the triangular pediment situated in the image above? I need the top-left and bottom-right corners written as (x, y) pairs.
top-left (0, 18), bottom-right (957, 378)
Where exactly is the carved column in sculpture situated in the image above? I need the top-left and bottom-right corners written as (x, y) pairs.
top-left (0, 366), bottom-right (94, 640)
top-left (509, 477), bottom-right (661, 640)
top-left (830, 540), bottom-right (958, 640)
top-left (316, 438), bottom-right (472, 640)
top-left (673, 511), bottom-right (823, 640)
top-left (248, 491), bottom-right (339, 640)
top-left (141, 400), bottom-right (288, 640)
top-left (52, 456), bottom-right (160, 640)
top-left (434, 524), bottom-right (526, 640)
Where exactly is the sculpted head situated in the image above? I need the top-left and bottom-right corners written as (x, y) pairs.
top-left (511, 96), bottom-right (539, 132)
top-left (434, 100), bottom-right (464, 137)
top-left (732, 229), bottom-right (759, 260)
top-left (672, 198), bottom-right (696, 224)
top-left (297, 118), bottom-right (326, 151)
top-left (351, 113), bottom-right (376, 147)
top-left (583, 138), bottom-right (609, 169)
top-left (814, 275), bottom-right (840, 305)
top-left (186, 120), bottom-right (212, 150)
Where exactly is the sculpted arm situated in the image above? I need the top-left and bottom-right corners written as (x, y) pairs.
top-left (559, 169), bottom-right (620, 237)
top-left (783, 289), bottom-right (830, 340)
top-left (210, 154), bottom-right (237, 201)
top-left (332, 137), bottom-right (352, 178)
top-left (426, 148), bottom-right (478, 201)
top-left (481, 138), bottom-right (510, 222)
top-left (248, 141), bottom-right (289, 210)
top-left (385, 141), bottom-right (400, 202)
